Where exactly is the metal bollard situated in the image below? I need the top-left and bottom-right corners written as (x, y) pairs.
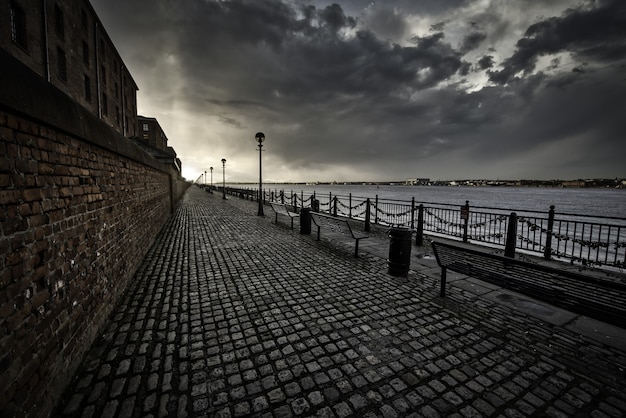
top-left (300, 208), bottom-right (311, 235)
top-left (388, 227), bottom-right (413, 277)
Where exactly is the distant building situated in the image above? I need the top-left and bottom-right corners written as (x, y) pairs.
top-left (406, 178), bottom-right (430, 185)
top-left (1, 0), bottom-right (138, 137)
top-left (137, 115), bottom-right (168, 150)
top-left (561, 180), bottom-right (586, 188)
top-left (133, 116), bottom-right (181, 173)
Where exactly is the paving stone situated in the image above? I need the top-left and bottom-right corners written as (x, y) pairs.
top-left (51, 188), bottom-right (626, 418)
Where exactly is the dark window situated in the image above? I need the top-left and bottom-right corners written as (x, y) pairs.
top-left (81, 9), bottom-right (88, 30)
top-left (84, 75), bottom-right (91, 101)
top-left (115, 106), bottom-right (120, 125)
top-left (82, 41), bottom-right (89, 66)
top-left (115, 82), bottom-right (119, 99)
top-left (102, 93), bottom-right (108, 116)
top-left (10, 2), bottom-right (28, 50)
top-left (55, 4), bottom-right (64, 39)
top-left (99, 39), bottom-right (105, 61)
top-left (57, 47), bottom-right (67, 81)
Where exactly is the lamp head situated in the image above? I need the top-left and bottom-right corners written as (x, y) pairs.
top-left (255, 132), bottom-right (265, 143)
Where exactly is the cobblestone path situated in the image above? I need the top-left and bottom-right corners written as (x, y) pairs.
top-left (54, 186), bottom-right (626, 417)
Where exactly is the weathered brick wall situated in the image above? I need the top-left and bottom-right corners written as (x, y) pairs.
top-left (0, 51), bottom-right (189, 417)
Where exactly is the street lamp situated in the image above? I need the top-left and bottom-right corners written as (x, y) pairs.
top-left (255, 132), bottom-right (265, 216)
top-left (221, 158), bottom-right (226, 199)
top-left (210, 167), bottom-right (213, 193)
top-left (204, 170), bottom-right (207, 187)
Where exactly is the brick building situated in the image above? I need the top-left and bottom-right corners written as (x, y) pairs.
top-left (135, 115), bottom-right (182, 173)
top-left (1, 0), bottom-right (138, 137)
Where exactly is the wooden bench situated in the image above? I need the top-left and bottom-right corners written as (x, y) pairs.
top-left (270, 202), bottom-right (298, 229)
top-left (431, 240), bottom-right (626, 329)
top-left (309, 212), bottom-right (369, 257)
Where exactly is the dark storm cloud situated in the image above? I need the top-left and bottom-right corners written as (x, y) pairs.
top-left (460, 32), bottom-right (487, 53)
top-left (476, 55), bottom-right (494, 70)
top-left (91, 0), bottom-right (626, 181)
top-left (489, 0), bottom-right (626, 84)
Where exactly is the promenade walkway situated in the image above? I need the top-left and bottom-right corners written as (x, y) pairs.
top-left (54, 186), bottom-right (626, 417)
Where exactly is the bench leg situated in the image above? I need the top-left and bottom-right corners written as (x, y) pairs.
top-left (290, 218), bottom-right (294, 230)
top-left (440, 267), bottom-right (447, 297)
top-left (354, 239), bottom-right (359, 257)
top-left (275, 213), bottom-right (278, 224)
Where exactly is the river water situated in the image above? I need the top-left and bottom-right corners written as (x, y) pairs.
top-left (260, 184), bottom-right (626, 219)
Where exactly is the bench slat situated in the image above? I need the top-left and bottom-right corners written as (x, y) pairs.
top-left (432, 240), bottom-right (626, 329)
top-left (310, 212), bottom-right (368, 257)
top-left (271, 203), bottom-right (298, 229)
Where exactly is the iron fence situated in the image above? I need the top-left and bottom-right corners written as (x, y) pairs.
top-left (220, 186), bottom-right (626, 270)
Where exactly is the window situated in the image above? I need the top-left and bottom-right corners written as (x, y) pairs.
top-left (57, 47), bottom-right (67, 81)
top-left (10, 2), bottom-right (28, 50)
top-left (84, 75), bottom-right (91, 101)
top-left (82, 41), bottom-right (89, 66)
top-left (115, 107), bottom-right (120, 125)
top-left (102, 93), bottom-right (108, 116)
top-left (81, 9), bottom-right (88, 30)
top-left (99, 39), bottom-right (105, 61)
top-left (142, 123), bottom-right (149, 131)
top-left (55, 4), bottom-right (64, 39)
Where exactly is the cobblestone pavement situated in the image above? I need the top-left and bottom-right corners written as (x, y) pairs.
top-left (54, 186), bottom-right (626, 417)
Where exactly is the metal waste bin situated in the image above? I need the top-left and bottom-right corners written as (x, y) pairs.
top-left (300, 208), bottom-right (311, 235)
top-left (388, 227), bottom-right (413, 277)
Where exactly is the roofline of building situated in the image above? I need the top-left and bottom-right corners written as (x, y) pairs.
top-left (86, 0), bottom-right (139, 91)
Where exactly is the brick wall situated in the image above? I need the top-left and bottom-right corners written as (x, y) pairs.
top-left (0, 50), bottom-right (189, 417)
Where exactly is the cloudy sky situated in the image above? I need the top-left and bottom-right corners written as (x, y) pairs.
top-left (90, 0), bottom-right (626, 183)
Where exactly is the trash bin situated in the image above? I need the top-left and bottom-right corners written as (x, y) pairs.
top-left (388, 227), bottom-right (413, 277)
top-left (300, 208), bottom-right (311, 235)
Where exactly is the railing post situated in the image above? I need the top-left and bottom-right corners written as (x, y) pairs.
top-left (329, 192), bottom-right (332, 214)
top-left (410, 197), bottom-right (415, 230)
top-left (349, 193), bottom-right (352, 219)
top-left (365, 198), bottom-right (371, 232)
top-left (374, 195), bottom-right (379, 225)
top-left (333, 196), bottom-right (338, 216)
top-left (543, 205), bottom-right (555, 259)
top-left (416, 204), bottom-right (424, 246)
top-left (504, 212), bottom-right (518, 258)
top-left (312, 191), bottom-right (316, 209)
top-left (281, 190), bottom-right (285, 204)
top-left (462, 200), bottom-right (469, 243)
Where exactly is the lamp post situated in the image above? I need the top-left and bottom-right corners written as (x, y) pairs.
top-left (255, 132), bottom-right (265, 216)
top-left (204, 170), bottom-right (207, 187)
top-left (221, 158), bottom-right (226, 199)
top-left (210, 167), bottom-right (213, 193)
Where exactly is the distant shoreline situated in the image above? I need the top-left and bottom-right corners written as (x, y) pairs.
top-left (222, 178), bottom-right (626, 189)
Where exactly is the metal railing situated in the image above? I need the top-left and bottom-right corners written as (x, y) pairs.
top-left (218, 186), bottom-right (626, 270)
